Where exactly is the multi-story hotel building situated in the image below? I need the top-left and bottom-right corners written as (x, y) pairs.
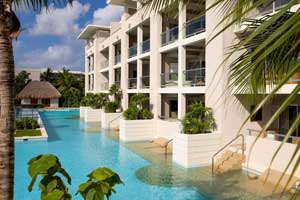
top-left (79, 0), bottom-right (300, 173)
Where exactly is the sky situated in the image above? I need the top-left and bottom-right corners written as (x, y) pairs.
top-left (13, 0), bottom-right (124, 72)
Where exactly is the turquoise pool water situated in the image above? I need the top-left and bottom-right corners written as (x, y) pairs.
top-left (15, 110), bottom-right (205, 200)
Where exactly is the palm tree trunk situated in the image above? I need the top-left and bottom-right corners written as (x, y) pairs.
top-left (0, 1), bottom-right (15, 199)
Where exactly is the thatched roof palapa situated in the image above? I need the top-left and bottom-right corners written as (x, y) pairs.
top-left (17, 81), bottom-right (61, 99)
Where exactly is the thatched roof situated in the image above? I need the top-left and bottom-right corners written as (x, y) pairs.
top-left (17, 81), bottom-right (61, 99)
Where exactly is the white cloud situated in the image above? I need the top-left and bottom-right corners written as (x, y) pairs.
top-left (92, 5), bottom-right (123, 26)
top-left (29, 1), bottom-right (90, 36)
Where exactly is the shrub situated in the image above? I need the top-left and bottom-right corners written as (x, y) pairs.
top-left (104, 101), bottom-right (120, 113)
top-left (16, 118), bottom-right (39, 130)
top-left (123, 106), bottom-right (139, 120)
top-left (130, 93), bottom-right (148, 109)
top-left (80, 93), bottom-right (108, 109)
top-left (182, 103), bottom-right (216, 134)
top-left (141, 109), bottom-right (153, 119)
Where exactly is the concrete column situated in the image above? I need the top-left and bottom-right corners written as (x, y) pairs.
top-left (178, 46), bottom-right (186, 87)
top-left (178, 93), bottom-right (186, 119)
top-left (178, 3), bottom-right (186, 40)
top-left (149, 14), bottom-right (162, 119)
top-left (137, 26), bottom-right (143, 90)
top-left (108, 45), bottom-right (114, 88)
top-left (121, 32), bottom-right (129, 109)
top-left (137, 59), bottom-right (143, 89)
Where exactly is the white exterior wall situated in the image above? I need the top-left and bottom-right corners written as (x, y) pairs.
top-left (101, 112), bottom-right (121, 129)
top-left (50, 98), bottom-right (59, 108)
top-left (119, 119), bottom-right (155, 141)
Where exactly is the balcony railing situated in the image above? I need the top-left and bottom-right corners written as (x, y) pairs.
top-left (141, 39), bottom-right (150, 54)
top-left (128, 45), bottom-right (137, 58)
top-left (161, 26), bottom-right (178, 46)
top-left (248, 129), bottom-right (300, 144)
top-left (100, 60), bottom-right (109, 69)
top-left (128, 78), bottom-right (137, 89)
top-left (161, 72), bottom-right (178, 87)
top-left (185, 15), bottom-right (206, 38)
top-left (183, 68), bottom-right (205, 87)
top-left (101, 82), bottom-right (109, 90)
top-left (115, 54), bottom-right (121, 65)
top-left (141, 76), bottom-right (150, 88)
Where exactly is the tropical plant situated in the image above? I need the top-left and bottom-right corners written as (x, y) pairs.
top-left (15, 70), bottom-right (31, 96)
top-left (81, 93), bottom-right (109, 109)
top-left (40, 68), bottom-right (55, 82)
top-left (76, 167), bottom-right (123, 200)
top-left (123, 94), bottom-right (153, 120)
top-left (16, 118), bottom-right (39, 130)
top-left (182, 103), bottom-right (216, 134)
top-left (109, 84), bottom-right (122, 103)
top-left (0, 1), bottom-right (72, 198)
top-left (104, 101), bottom-right (119, 113)
top-left (27, 154), bottom-right (72, 200)
top-left (28, 154), bottom-right (123, 200)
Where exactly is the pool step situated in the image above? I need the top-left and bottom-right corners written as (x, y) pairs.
top-left (214, 150), bottom-right (245, 175)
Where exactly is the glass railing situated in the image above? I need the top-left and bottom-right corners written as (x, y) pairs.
top-left (161, 26), bottom-right (179, 46)
top-left (141, 76), bottom-right (150, 88)
top-left (128, 78), bottom-right (137, 89)
top-left (115, 55), bottom-right (121, 65)
top-left (101, 82), bottom-right (109, 90)
top-left (141, 39), bottom-right (150, 53)
top-left (183, 68), bottom-right (205, 87)
top-left (100, 60), bottom-right (108, 69)
top-left (185, 15), bottom-right (206, 38)
top-left (128, 45), bottom-right (137, 58)
top-left (160, 72), bottom-right (178, 87)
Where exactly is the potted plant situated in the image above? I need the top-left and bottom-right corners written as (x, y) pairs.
top-left (101, 84), bottom-right (123, 129)
top-left (120, 94), bottom-right (154, 142)
top-left (173, 103), bottom-right (221, 168)
top-left (80, 93), bottom-right (108, 122)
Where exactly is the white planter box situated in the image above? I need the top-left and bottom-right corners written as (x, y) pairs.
top-left (80, 106), bottom-right (89, 119)
top-left (84, 108), bottom-right (102, 122)
top-left (120, 119), bottom-right (155, 142)
top-left (101, 112), bottom-right (122, 129)
top-left (173, 132), bottom-right (221, 168)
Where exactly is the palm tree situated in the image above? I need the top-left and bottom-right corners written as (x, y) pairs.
top-left (0, 1), bottom-right (72, 199)
top-left (40, 67), bottom-right (54, 82)
top-left (109, 83), bottom-right (122, 103)
top-left (144, 0), bottom-right (300, 196)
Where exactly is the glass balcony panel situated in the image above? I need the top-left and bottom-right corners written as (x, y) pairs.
top-left (160, 72), bottom-right (178, 87)
top-left (141, 39), bottom-right (150, 53)
top-left (115, 55), bottom-right (121, 65)
top-left (183, 68), bottom-right (205, 87)
top-left (185, 15), bottom-right (206, 38)
top-left (128, 78), bottom-right (137, 89)
top-left (161, 26), bottom-right (179, 46)
top-left (141, 76), bottom-right (150, 88)
top-left (128, 45), bottom-right (137, 58)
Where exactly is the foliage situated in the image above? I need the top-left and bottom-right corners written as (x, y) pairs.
top-left (76, 168), bottom-right (123, 200)
top-left (182, 103), bottom-right (216, 134)
top-left (28, 154), bottom-right (122, 200)
top-left (40, 68), bottom-right (55, 82)
top-left (109, 84), bottom-right (122, 103)
top-left (15, 70), bottom-right (31, 97)
top-left (16, 118), bottom-right (39, 130)
top-left (123, 106), bottom-right (139, 120)
top-left (81, 93), bottom-right (109, 109)
top-left (104, 101), bottom-right (119, 113)
top-left (123, 94), bottom-right (153, 120)
top-left (27, 154), bottom-right (72, 200)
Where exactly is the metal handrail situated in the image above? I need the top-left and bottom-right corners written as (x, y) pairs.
top-left (212, 134), bottom-right (245, 175)
top-left (108, 113), bottom-right (122, 130)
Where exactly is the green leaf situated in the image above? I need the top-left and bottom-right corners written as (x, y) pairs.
top-left (42, 189), bottom-right (64, 200)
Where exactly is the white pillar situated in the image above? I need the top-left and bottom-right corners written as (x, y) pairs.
top-left (137, 26), bottom-right (143, 90)
top-left (109, 45), bottom-right (114, 88)
top-left (178, 93), bottom-right (186, 119)
top-left (121, 32), bottom-right (129, 109)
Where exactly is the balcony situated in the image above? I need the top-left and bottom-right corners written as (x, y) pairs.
top-left (128, 45), bottom-right (137, 58)
top-left (101, 82), bottom-right (109, 90)
top-left (161, 72), bottom-right (178, 87)
top-left (114, 55), bottom-right (121, 65)
top-left (183, 68), bottom-right (205, 87)
top-left (128, 78), bottom-right (137, 89)
top-left (185, 15), bottom-right (206, 38)
top-left (161, 26), bottom-right (178, 46)
top-left (100, 60), bottom-right (109, 69)
top-left (140, 39), bottom-right (150, 54)
top-left (141, 76), bottom-right (150, 88)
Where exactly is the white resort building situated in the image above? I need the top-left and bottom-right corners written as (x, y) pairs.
top-left (78, 0), bottom-right (300, 177)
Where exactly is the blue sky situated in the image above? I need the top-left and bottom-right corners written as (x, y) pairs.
top-left (13, 0), bottom-right (123, 71)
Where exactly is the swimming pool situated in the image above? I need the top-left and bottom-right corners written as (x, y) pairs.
top-left (15, 110), bottom-right (205, 200)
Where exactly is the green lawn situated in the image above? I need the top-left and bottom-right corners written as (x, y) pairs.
top-left (15, 129), bottom-right (42, 137)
